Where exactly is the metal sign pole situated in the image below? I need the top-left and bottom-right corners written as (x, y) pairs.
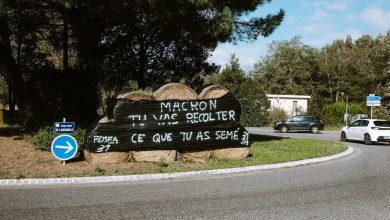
top-left (345, 96), bottom-right (348, 126)
top-left (62, 118), bottom-right (66, 166)
top-left (371, 107), bottom-right (373, 119)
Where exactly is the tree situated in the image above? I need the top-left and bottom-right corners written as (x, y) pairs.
top-left (219, 55), bottom-right (269, 126)
top-left (0, 0), bottom-right (284, 129)
top-left (254, 37), bottom-right (319, 96)
top-left (218, 55), bottom-right (246, 95)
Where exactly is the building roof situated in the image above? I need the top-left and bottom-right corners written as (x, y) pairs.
top-left (266, 94), bottom-right (311, 99)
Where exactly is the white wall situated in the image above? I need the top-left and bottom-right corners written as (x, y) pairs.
top-left (266, 94), bottom-right (311, 116)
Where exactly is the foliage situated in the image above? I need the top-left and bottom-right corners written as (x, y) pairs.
top-left (156, 158), bottom-right (169, 168)
top-left (269, 107), bottom-right (288, 124)
top-left (320, 102), bottom-right (368, 126)
top-left (218, 55), bottom-right (269, 126)
top-left (31, 126), bottom-right (87, 151)
top-left (237, 79), bottom-right (270, 126)
top-left (0, 0), bottom-right (284, 130)
top-left (254, 37), bottom-right (319, 95)
top-left (218, 55), bottom-right (246, 95)
top-left (254, 32), bottom-right (390, 126)
top-left (373, 106), bottom-right (390, 120)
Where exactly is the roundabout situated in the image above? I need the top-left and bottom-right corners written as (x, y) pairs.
top-left (3, 129), bottom-right (389, 219)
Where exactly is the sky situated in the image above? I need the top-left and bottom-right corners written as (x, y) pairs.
top-left (208, 0), bottom-right (390, 72)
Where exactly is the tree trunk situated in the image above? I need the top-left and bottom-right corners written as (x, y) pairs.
top-left (0, 11), bottom-right (27, 116)
top-left (63, 16), bottom-right (68, 70)
top-left (137, 37), bottom-right (147, 89)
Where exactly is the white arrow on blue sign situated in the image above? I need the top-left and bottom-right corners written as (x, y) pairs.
top-left (51, 134), bottom-right (78, 161)
top-left (367, 95), bottom-right (381, 101)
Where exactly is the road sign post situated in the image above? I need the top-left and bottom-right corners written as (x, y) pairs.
top-left (51, 134), bottom-right (78, 164)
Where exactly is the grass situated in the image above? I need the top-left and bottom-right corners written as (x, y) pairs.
top-left (0, 133), bottom-right (347, 179)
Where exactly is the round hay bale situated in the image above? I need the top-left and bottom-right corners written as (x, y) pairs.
top-left (212, 147), bottom-right (250, 160)
top-left (131, 150), bottom-right (176, 162)
top-left (154, 83), bottom-right (211, 163)
top-left (198, 85), bottom-right (229, 99)
top-left (153, 83), bottom-right (198, 100)
top-left (117, 92), bottom-right (153, 101)
top-left (98, 116), bottom-right (113, 123)
top-left (119, 91), bottom-right (177, 163)
top-left (177, 150), bottom-right (212, 164)
top-left (199, 85), bottom-right (250, 160)
top-left (83, 150), bottom-right (129, 164)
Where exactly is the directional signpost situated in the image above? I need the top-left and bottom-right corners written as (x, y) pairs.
top-left (51, 134), bottom-right (78, 162)
top-left (367, 94), bottom-right (381, 119)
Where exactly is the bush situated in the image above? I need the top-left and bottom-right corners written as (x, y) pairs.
top-left (31, 126), bottom-right (87, 151)
top-left (269, 108), bottom-right (288, 125)
top-left (320, 102), bottom-right (367, 127)
top-left (237, 79), bottom-right (270, 127)
top-left (373, 106), bottom-right (390, 120)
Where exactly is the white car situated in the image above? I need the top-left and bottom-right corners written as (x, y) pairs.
top-left (341, 119), bottom-right (390, 144)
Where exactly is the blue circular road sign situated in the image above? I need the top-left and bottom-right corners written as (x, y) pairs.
top-left (51, 134), bottom-right (78, 161)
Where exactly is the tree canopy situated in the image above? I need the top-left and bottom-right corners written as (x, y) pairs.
top-left (0, 0), bottom-right (284, 129)
top-left (254, 32), bottom-right (390, 118)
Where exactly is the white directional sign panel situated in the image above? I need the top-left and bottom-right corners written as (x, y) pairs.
top-left (367, 94), bottom-right (381, 106)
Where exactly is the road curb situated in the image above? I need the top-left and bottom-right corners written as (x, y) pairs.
top-left (0, 146), bottom-right (353, 187)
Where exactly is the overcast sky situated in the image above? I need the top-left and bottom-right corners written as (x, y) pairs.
top-left (208, 0), bottom-right (390, 72)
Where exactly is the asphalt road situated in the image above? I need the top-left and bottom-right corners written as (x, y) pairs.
top-left (1, 128), bottom-right (390, 219)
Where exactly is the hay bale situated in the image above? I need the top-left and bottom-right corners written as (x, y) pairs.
top-left (198, 85), bottom-right (229, 99)
top-left (85, 92), bottom-right (156, 164)
top-left (212, 147), bottom-right (250, 160)
top-left (153, 83), bottom-right (198, 100)
top-left (117, 92), bottom-right (154, 101)
top-left (117, 91), bottom-right (177, 163)
top-left (83, 150), bottom-right (129, 164)
top-left (177, 150), bottom-right (212, 164)
top-left (131, 150), bottom-right (176, 162)
top-left (98, 116), bottom-right (113, 123)
top-left (154, 83), bottom-right (211, 163)
top-left (199, 85), bottom-right (250, 160)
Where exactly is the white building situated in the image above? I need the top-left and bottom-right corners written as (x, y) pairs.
top-left (266, 94), bottom-right (311, 116)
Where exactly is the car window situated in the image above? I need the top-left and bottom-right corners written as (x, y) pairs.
top-left (302, 116), bottom-right (313, 121)
top-left (360, 120), bottom-right (369, 127)
top-left (288, 116), bottom-right (302, 122)
top-left (374, 121), bottom-right (390, 127)
top-left (350, 120), bottom-right (360, 127)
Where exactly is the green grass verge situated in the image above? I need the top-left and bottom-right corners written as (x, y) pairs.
top-left (0, 134), bottom-right (347, 179)
top-left (151, 134), bottom-right (347, 173)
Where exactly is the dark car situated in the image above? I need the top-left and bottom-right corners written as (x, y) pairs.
top-left (274, 115), bottom-right (324, 134)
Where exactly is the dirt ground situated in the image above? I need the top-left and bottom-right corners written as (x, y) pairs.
top-left (0, 133), bottom-right (207, 179)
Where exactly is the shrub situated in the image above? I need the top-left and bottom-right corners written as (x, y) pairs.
top-left (320, 102), bottom-right (367, 127)
top-left (269, 108), bottom-right (288, 124)
top-left (237, 79), bottom-right (270, 127)
top-left (373, 106), bottom-right (390, 120)
top-left (31, 126), bottom-right (87, 151)
top-left (31, 127), bottom-right (57, 151)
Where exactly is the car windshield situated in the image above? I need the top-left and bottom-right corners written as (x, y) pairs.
top-left (374, 121), bottom-right (390, 127)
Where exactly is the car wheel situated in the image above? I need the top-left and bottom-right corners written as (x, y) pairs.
top-left (364, 134), bottom-right (372, 145)
top-left (311, 125), bottom-right (319, 134)
top-left (341, 132), bottom-right (348, 142)
top-left (280, 125), bottom-right (288, 133)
